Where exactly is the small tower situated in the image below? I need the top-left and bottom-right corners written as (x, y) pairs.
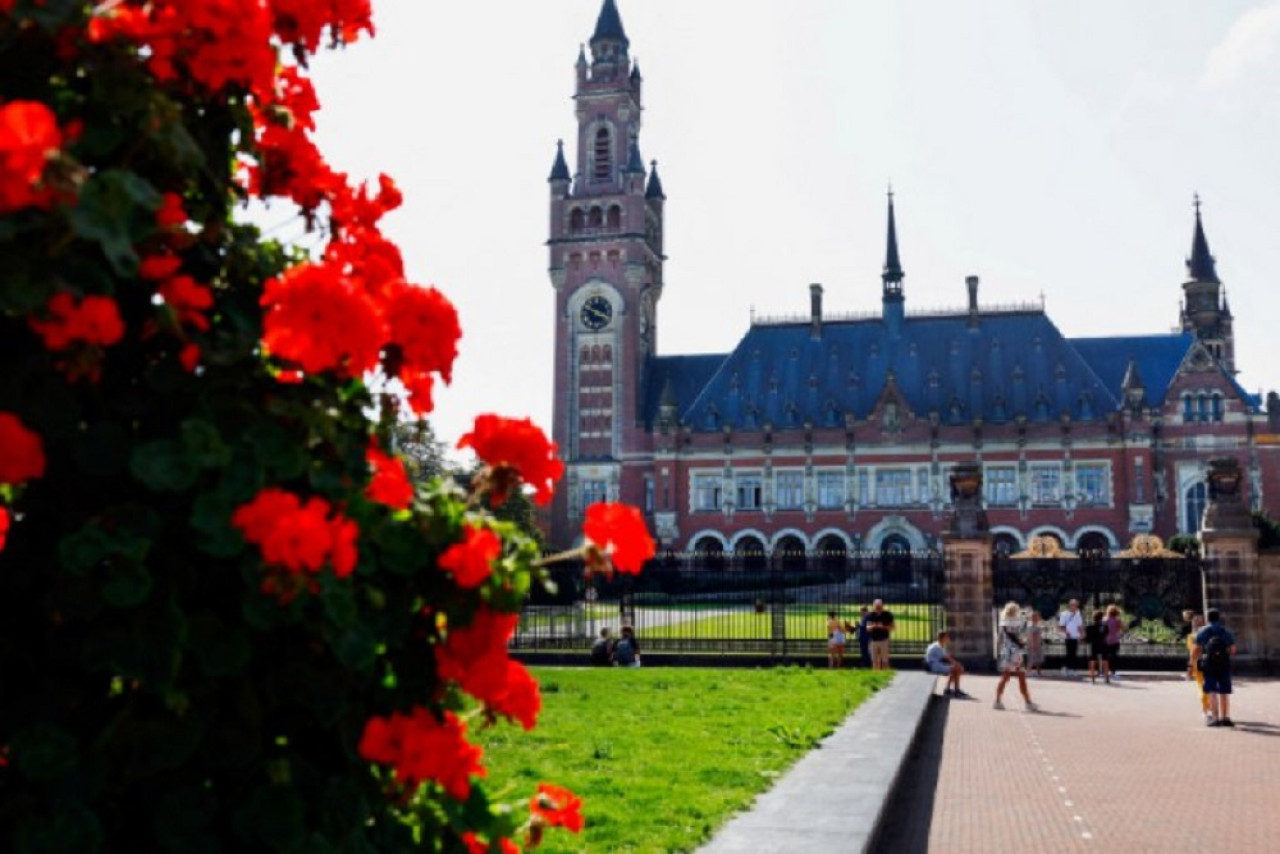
top-left (882, 190), bottom-right (905, 334)
top-left (1120, 357), bottom-right (1146, 414)
top-left (1180, 195), bottom-right (1235, 373)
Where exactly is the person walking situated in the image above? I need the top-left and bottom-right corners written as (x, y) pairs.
top-left (1193, 609), bottom-right (1237, 727)
top-left (1057, 598), bottom-right (1084, 676)
top-left (1184, 613), bottom-right (1211, 721)
top-left (994, 602), bottom-right (1037, 711)
top-left (863, 599), bottom-right (895, 671)
top-left (1102, 604), bottom-right (1126, 682)
top-left (826, 611), bottom-right (847, 669)
top-left (1085, 609), bottom-right (1110, 684)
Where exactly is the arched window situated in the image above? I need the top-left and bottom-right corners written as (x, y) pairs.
top-left (693, 536), bottom-right (725, 572)
top-left (816, 535), bottom-right (848, 574)
top-left (588, 206), bottom-right (604, 228)
top-left (601, 344), bottom-right (612, 362)
top-left (592, 126), bottom-right (612, 182)
top-left (606, 205), bottom-right (621, 229)
top-left (1211, 394), bottom-right (1223, 422)
top-left (735, 536), bottom-right (767, 573)
top-left (1185, 482), bottom-right (1207, 534)
top-left (1183, 394), bottom-right (1194, 422)
top-left (569, 208), bottom-right (584, 232)
top-left (992, 533), bottom-right (1020, 557)
top-left (1076, 531), bottom-right (1111, 563)
top-left (775, 535), bottom-right (806, 573)
top-left (880, 533), bottom-right (912, 583)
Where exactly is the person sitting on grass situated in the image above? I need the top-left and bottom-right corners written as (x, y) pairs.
top-left (591, 626), bottom-right (614, 667)
top-left (924, 630), bottom-right (968, 697)
top-left (613, 624), bottom-right (641, 668)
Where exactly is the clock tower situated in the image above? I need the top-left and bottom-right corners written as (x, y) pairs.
top-left (547, 0), bottom-right (666, 545)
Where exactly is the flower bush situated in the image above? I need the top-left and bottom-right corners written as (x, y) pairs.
top-left (0, 2), bottom-right (652, 851)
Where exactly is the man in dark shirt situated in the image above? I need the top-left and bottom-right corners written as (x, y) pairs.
top-left (1193, 609), bottom-right (1237, 727)
top-left (863, 598), bottom-right (895, 670)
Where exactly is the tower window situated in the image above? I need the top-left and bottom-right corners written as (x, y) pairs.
top-left (1197, 394), bottom-right (1208, 422)
top-left (592, 126), bottom-right (612, 182)
top-left (570, 208), bottom-right (584, 232)
top-left (1211, 394), bottom-right (1223, 422)
top-left (1183, 394), bottom-right (1194, 422)
top-left (606, 205), bottom-right (621, 229)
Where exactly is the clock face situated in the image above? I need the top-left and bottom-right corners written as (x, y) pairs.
top-left (580, 295), bottom-right (613, 331)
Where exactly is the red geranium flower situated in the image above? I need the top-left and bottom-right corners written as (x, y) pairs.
top-left (583, 502), bottom-right (655, 574)
top-left (0, 100), bottom-right (62, 213)
top-left (384, 280), bottom-right (460, 383)
top-left (358, 708), bottom-right (484, 801)
top-left (434, 607), bottom-right (542, 729)
top-left (461, 832), bottom-right (520, 854)
top-left (0, 507), bottom-right (10, 552)
top-left (365, 444), bottom-right (413, 510)
top-left (530, 783), bottom-right (584, 833)
top-left (438, 525), bottom-right (501, 589)
top-left (28, 293), bottom-right (125, 351)
top-left (158, 275), bottom-right (213, 331)
top-left (156, 192), bottom-right (186, 230)
top-left (232, 488), bottom-right (359, 584)
top-left (0, 412), bottom-right (47, 486)
top-left (457, 415), bottom-right (563, 507)
top-left (261, 261), bottom-right (386, 376)
top-left (400, 369), bottom-right (435, 416)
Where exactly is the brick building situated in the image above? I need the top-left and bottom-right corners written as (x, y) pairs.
top-left (546, 0), bottom-right (1280, 555)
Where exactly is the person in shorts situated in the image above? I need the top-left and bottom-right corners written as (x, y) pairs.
top-left (863, 599), bottom-right (895, 670)
top-left (924, 630), bottom-right (968, 697)
top-left (1193, 609), bottom-right (1237, 727)
top-left (826, 611), bottom-right (847, 669)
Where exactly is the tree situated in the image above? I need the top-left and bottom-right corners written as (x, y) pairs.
top-left (0, 3), bottom-right (650, 851)
top-left (392, 417), bottom-right (448, 483)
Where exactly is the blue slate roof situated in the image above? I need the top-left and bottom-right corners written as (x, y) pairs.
top-left (657, 310), bottom-right (1138, 432)
top-left (1068, 333), bottom-right (1193, 407)
top-left (642, 354), bottom-right (727, 429)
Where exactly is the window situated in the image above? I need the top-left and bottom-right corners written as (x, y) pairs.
top-left (1211, 394), bottom-right (1223, 422)
top-left (582, 480), bottom-right (608, 508)
top-left (1183, 394), bottom-right (1195, 422)
top-left (1197, 394), bottom-right (1209, 422)
top-left (875, 468), bottom-right (912, 507)
top-left (817, 472), bottom-right (844, 509)
top-left (917, 469), bottom-right (931, 504)
top-left (775, 471), bottom-right (804, 510)
top-left (736, 473), bottom-right (763, 510)
top-left (644, 477), bottom-right (654, 514)
top-left (1029, 465), bottom-right (1062, 505)
top-left (858, 470), bottom-right (869, 506)
top-left (693, 474), bottom-right (722, 511)
top-left (592, 126), bottom-right (612, 182)
top-left (1184, 482), bottom-right (1207, 533)
top-left (1075, 463), bottom-right (1109, 506)
top-left (986, 466), bottom-right (1018, 506)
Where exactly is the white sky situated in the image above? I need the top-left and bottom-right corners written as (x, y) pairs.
top-left (286, 1), bottom-right (1280, 450)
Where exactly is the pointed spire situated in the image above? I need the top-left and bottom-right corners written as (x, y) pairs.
top-left (630, 60), bottom-right (642, 81)
top-left (625, 139), bottom-right (645, 174)
top-left (1121, 357), bottom-right (1144, 392)
top-left (591, 0), bottom-right (629, 50)
top-left (577, 44), bottom-right (587, 67)
top-left (1186, 193), bottom-right (1220, 284)
top-left (646, 160), bottom-right (665, 200)
top-left (882, 187), bottom-right (904, 286)
top-left (548, 139), bottom-right (570, 183)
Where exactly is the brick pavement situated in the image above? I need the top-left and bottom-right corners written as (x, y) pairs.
top-left (880, 673), bottom-right (1280, 852)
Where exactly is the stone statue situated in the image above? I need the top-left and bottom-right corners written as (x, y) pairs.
top-left (1202, 457), bottom-right (1251, 531)
top-left (946, 461), bottom-right (990, 538)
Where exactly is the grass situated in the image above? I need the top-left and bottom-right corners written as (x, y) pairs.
top-left (475, 667), bottom-right (893, 853)
top-left (639, 604), bottom-right (940, 643)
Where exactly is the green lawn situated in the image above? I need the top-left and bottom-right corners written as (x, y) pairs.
top-left (640, 604), bottom-right (940, 643)
top-left (475, 667), bottom-right (893, 853)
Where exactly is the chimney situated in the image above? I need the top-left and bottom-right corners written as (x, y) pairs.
top-left (966, 275), bottom-right (980, 328)
top-left (810, 283), bottom-right (823, 339)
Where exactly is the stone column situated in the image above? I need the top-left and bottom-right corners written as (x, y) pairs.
top-left (1199, 458), bottom-right (1264, 660)
top-left (941, 462), bottom-right (995, 667)
top-left (1256, 551), bottom-right (1280, 662)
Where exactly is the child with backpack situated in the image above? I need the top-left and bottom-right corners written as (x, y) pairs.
top-left (1194, 609), bottom-right (1237, 727)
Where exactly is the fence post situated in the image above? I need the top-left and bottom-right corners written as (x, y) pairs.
top-left (941, 462), bottom-right (995, 669)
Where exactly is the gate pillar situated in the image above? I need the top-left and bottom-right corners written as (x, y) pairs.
top-left (1199, 458), bottom-right (1264, 659)
top-left (942, 463), bottom-right (995, 666)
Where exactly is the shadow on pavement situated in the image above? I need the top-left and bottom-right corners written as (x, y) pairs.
top-left (869, 695), bottom-right (949, 854)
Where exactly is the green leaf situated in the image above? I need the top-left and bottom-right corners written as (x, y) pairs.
top-left (12, 723), bottom-right (79, 782)
top-left (101, 562), bottom-right (153, 608)
top-left (131, 439), bottom-right (200, 492)
top-left (189, 614), bottom-right (251, 677)
top-left (58, 525), bottom-right (114, 575)
top-left (246, 422), bottom-right (308, 479)
top-left (332, 624), bottom-right (377, 672)
top-left (14, 801), bottom-right (103, 854)
top-left (67, 170), bottom-right (161, 277)
top-left (181, 418), bottom-right (231, 470)
top-left (320, 582), bottom-right (357, 629)
top-left (191, 491), bottom-right (245, 558)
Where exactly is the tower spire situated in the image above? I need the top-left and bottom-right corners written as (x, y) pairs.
top-left (882, 188), bottom-right (904, 292)
top-left (591, 0), bottom-right (629, 52)
top-left (1187, 192), bottom-right (1219, 284)
top-left (548, 139), bottom-right (570, 183)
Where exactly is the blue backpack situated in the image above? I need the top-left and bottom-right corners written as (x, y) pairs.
top-left (1199, 630), bottom-right (1230, 676)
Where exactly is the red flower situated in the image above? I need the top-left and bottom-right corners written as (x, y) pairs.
top-left (365, 444), bottom-right (413, 510)
top-left (158, 275), bottom-right (213, 331)
top-left (0, 100), bottom-right (62, 213)
top-left (400, 369), bottom-right (435, 416)
top-left (261, 261), bottom-right (386, 376)
top-left (0, 507), bottom-right (10, 552)
top-left (461, 833), bottom-right (520, 854)
top-left (434, 608), bottom-right (542, 729)
top-left (530, 783), bottom-right (585, 833)
top-left (385, 281), bottom-right (460, 384)
top-left (156, 192), bottom-right (186, 230)
top-left (0, 412), bottom-right (47, 486)
top-left (438, 525), bottom-right (501, 589)
top-left (28, 293), bottom-right (124, 351)
top-left (490, 659), bottom-right (541, 731)
top-left (179, 342), bottom-right (201, 372)
top-left (140, 253), bottom-right (183, 280)
top-left (232, 488), bottom-right (359, 582)
top-left (583, 503), bottom-right (655, 574)
top-left (267, 0), bottom-right (375, 51)
top-left (358, 708), bottom-right (484, 801)
top-left (457, 415), bottom-right (563, 506)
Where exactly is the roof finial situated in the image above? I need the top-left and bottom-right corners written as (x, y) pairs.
top-left (882, 187), bottom-right (904, 288)
top-left (1187, 193), bottom-right (1220, 284)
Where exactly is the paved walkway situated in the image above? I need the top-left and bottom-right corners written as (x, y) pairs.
top-left (876, 672), bottom-right (1280, 852)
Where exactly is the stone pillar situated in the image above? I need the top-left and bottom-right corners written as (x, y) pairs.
top-left (1199, 458), bottom-right (1264, 660)
top-left (942, 462), bottom-right (995, 667)
top-left (1256, 552), bottom-right (1280, 662)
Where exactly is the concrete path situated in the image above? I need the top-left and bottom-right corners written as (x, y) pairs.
top-left (697, 670), bottom-right (937, 853)
top-left (875, 672), bottom-right (1280, 852)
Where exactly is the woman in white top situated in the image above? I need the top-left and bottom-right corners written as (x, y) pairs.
top-left (994, 601), bottom-right (1038, 711)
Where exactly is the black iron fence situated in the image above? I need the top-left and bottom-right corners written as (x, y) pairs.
top-left (992, 555), bottom-right (1205, 660)
top-left (516, 551), bottom-right (946, 662)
